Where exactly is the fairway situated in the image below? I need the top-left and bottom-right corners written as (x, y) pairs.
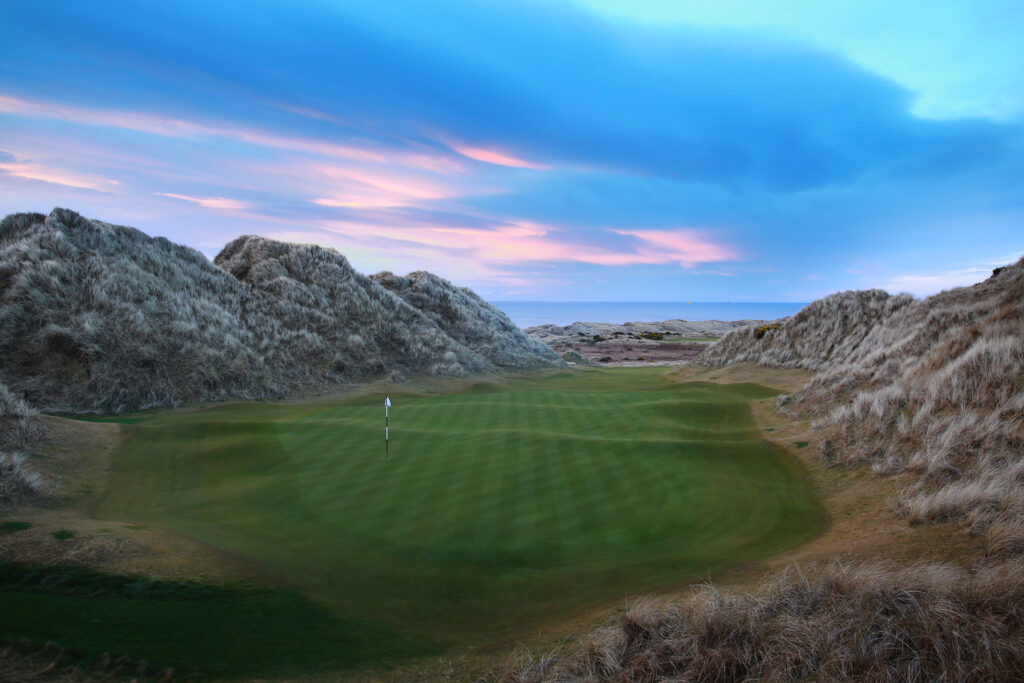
top-left (79, 368), bottom-right (822, 671)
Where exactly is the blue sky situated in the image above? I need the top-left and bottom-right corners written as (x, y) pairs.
top-left (1, 0), bottom-right (1022, 301)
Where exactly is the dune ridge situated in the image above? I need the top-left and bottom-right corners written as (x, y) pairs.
top-left (702, 259), bottom-right (1024, 551)
top-left (0, 209), bottom-right (559, 416)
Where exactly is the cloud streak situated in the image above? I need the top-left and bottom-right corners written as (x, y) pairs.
top-left (0, 156), bottom-right (119, 192)
top-left (0, 94), bottom-right (453, 171)
top-left (452, 144), bottom-right (547, 169)
top-left (318, 220), bottom-right (739, 270)
top-left (157, 193), bottom-right (250, 210)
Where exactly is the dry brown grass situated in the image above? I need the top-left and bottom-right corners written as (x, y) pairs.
top-left (501, 561), bottom-right (1024, 682)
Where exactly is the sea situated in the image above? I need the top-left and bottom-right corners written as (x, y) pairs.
top-left (490, 301), bottom-right (807, 328)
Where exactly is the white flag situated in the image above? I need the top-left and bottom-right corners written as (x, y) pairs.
top-left (385, 396), bottom-right (391, 408)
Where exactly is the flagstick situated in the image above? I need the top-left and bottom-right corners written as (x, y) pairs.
top-left (385, 396), bottom-right (390, 457)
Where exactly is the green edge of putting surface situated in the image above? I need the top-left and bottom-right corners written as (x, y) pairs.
top-left (3, 367), bottom-right (825, 675)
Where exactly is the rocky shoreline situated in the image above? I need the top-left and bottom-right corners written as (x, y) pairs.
top-left (524, 318), bottom-right (765, 367)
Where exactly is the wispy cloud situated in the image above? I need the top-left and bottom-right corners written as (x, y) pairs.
top-left (316, 220), bottom-right (739, 270)
top-left (309, 164), bottom-right (457, 208)
top-left (157, 193), bottom-right (250, 210)
top-left (452, 144), bottom-right (547, 170)
top-left (0, 94), bottom-right (454, 171)
top-left (0, 156), bottom-right (119, 192)
top-left (608, 229), bottom-right (741, 267)
top-left (877, 268), bottom-right (991, 297)
top-left (873, 252), bottom-right (1024, 296)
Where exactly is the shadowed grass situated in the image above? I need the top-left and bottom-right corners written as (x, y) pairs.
top-left (0, 564), bottom-right (428, 677)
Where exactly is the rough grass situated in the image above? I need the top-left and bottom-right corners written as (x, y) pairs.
top-left (502, 561), bottom-right (1024, 682)
top-left (89, 368), bottom-right (822, 657)
top-left (700, 259), bottom-right (1024, 554)
top-left (0, 382), bottom-right (45, 510)
top-left (0, 209), bottom-right (560, 414)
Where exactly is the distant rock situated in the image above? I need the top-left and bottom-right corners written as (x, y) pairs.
top-left (526, 319), bottom-right (763, 345)
top-left (0, 209), bottom-right (561, 413)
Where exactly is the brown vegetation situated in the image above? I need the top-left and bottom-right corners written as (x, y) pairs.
top-left (504, 561), bottom-right (1024, 682)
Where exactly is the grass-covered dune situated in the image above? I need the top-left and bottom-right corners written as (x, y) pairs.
top-left (0, 209), bottom-right (559, 416)
top-left (702, 258), bottom-right (1024, 553)
top-left (0, 368), bottom-right (823, 676)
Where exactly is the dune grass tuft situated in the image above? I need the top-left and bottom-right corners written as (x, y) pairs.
top-left (0, 382), bottom-right (45, 510)
top-left (502, 561), bottom-right (1024, 682)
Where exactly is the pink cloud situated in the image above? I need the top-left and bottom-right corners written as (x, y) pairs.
top-left (0, 158), bottom-right (119, 192)
top-left (317, 221), bottom-right (738, 269)
top-left (305, 163), bottom-right (462, 209)
top-left (309, 164), bottom-right (456, 208)
top-left (452, 144), bottom-right (547, 169)
top-left (609, 229), bottom-right (741, 267)
top-left (157, 193), bottom-right (250, 210)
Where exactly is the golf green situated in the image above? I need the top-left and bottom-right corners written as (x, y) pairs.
top-left (80, 368), bottom-right (821, 669)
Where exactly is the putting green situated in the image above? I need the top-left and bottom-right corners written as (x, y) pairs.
top-left (88, 367), bottom-right (821, 664)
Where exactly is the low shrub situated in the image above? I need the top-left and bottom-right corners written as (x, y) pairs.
top-left (754, 323), bottom-right (781, 339)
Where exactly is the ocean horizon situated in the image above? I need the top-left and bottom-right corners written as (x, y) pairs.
top-left (490, 301), bottom-right (807, 328)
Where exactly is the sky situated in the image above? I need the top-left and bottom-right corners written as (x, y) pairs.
top-left (1, 0), bottom-right (1022, 301)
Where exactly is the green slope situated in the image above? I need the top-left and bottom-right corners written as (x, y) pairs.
top-left (4, 368), bottom-right (824, 675)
